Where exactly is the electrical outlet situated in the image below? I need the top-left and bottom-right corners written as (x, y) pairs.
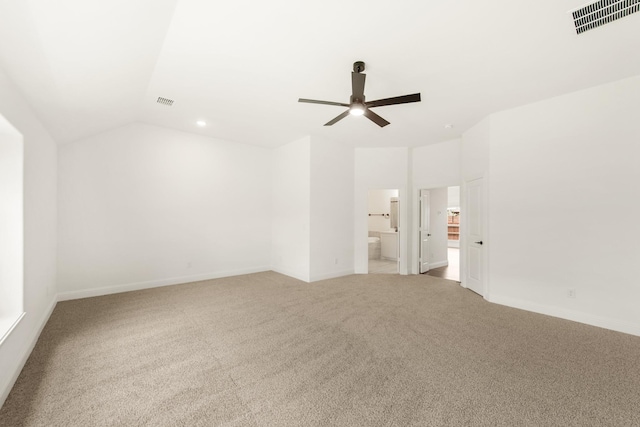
top-left (568, 288), bottom-right (576, 298)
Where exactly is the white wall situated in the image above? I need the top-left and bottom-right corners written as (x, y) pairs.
top-left (58, 123), bottom-right (272, 298)
top-left (487, 76), bottom-right (640, 335)
top-left (448, 186), bottom-right (460, 209)
top-left (428, 187), bottom-right (448, 268)
top-left (367, 189), bottom-right (398, 232)
top-left (58, 128), bottom-right (352, 292)
top-left (0, 67), bottom-right (57, 406)
top-left (271, 137), bottom-right (311, 281)
top-left (413, 139), bottom-right (461, 189)
top-left (461, 118), bottom-right (490, 182)
top-left (309, 136), bottom-right (354, 281)
top-left (355, 148), bottom-right (409, 274)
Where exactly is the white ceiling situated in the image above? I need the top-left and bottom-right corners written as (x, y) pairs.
top-left (1, 0), bottom-right (639, 148)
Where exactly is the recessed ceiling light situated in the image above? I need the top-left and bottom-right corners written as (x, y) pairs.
top-left (196, 120), bottom-right (207, 127)
top-left (444, 124), bottom-right (453, 129)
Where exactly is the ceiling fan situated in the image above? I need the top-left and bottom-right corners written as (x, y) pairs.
top-left (299, 61), bottom-right (421, 128)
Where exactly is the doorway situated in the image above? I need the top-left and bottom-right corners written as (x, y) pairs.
top-left (367, 189), bottom-right (399, 274)
top-left (419, 186), bottom-right (461, 282)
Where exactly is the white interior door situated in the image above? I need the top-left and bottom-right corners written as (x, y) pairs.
top-left (419, 190), bottom-right (430, 273)
top-left (465, 178), bottom-right (484, 295)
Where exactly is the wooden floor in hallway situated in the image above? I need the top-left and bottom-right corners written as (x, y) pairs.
top-left (425, 247), bottom-right (459, 282)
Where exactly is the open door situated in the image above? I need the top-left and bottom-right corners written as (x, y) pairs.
top-left (465, 178), bottom-right (484, 295)
top-left (419, 189), bottom-right (430, 273)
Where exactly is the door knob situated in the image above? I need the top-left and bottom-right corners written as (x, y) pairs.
top-left (475, 241), bottom-right (483, 245)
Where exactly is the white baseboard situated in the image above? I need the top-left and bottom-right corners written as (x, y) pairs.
top-left (0, 297), bottom-right (57, 408)
top-left (489, 295), bottom-right (640, 337)
top-left (309, 269), bottom-right (355, 282)
top-left (57, 267), bottom-right (271, 301)
top-left (270, 267), bottom-right (310, 283)
top-left (429, 260), bottom-right (449, 269)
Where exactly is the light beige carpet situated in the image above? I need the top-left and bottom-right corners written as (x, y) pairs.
top-left (1, 271), bottom-right (639, 426)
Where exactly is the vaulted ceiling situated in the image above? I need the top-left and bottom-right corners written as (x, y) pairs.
top-left (1, 0), bottom-right (639, 148)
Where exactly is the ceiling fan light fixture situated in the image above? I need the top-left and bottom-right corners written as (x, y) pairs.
top-left (349, 104), bottom-right (365, 116)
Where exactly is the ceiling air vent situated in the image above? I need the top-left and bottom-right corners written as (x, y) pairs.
top-left (157, 96), bottom-right (174, 106)
top-left (572, 0), bottom-right (640, 34)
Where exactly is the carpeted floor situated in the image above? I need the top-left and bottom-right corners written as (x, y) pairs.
top-left (1, 271), bottom-right (639, 426)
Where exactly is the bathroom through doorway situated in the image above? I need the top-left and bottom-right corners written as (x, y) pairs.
top-left (367, 189), bottom-right (399, 274)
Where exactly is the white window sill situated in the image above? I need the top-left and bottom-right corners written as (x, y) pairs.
top-left (0, 312), bottom-right (25, 346)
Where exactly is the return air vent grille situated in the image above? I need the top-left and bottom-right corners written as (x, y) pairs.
top-left (156, 96), bottom-right (174, 106)
top-left (572, 0), bottom-right (640, 34)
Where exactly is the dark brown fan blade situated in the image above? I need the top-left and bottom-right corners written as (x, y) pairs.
top-left (363, 109), bottom-right (390, 127)
top-left (365, 93), bottom-right (421, 108)
top-left (351, 72), bottom-right (366, 100)
top-left (324, 110), bottom-right (350, 126)
top-left (299, 98), bottom-right (350, 107)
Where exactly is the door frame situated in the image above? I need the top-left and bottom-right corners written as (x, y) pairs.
top-left (413, 185), bottom-right (462, 278)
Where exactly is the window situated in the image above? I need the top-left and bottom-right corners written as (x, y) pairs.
top-left (0, 114), bottom-right (24, 344)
